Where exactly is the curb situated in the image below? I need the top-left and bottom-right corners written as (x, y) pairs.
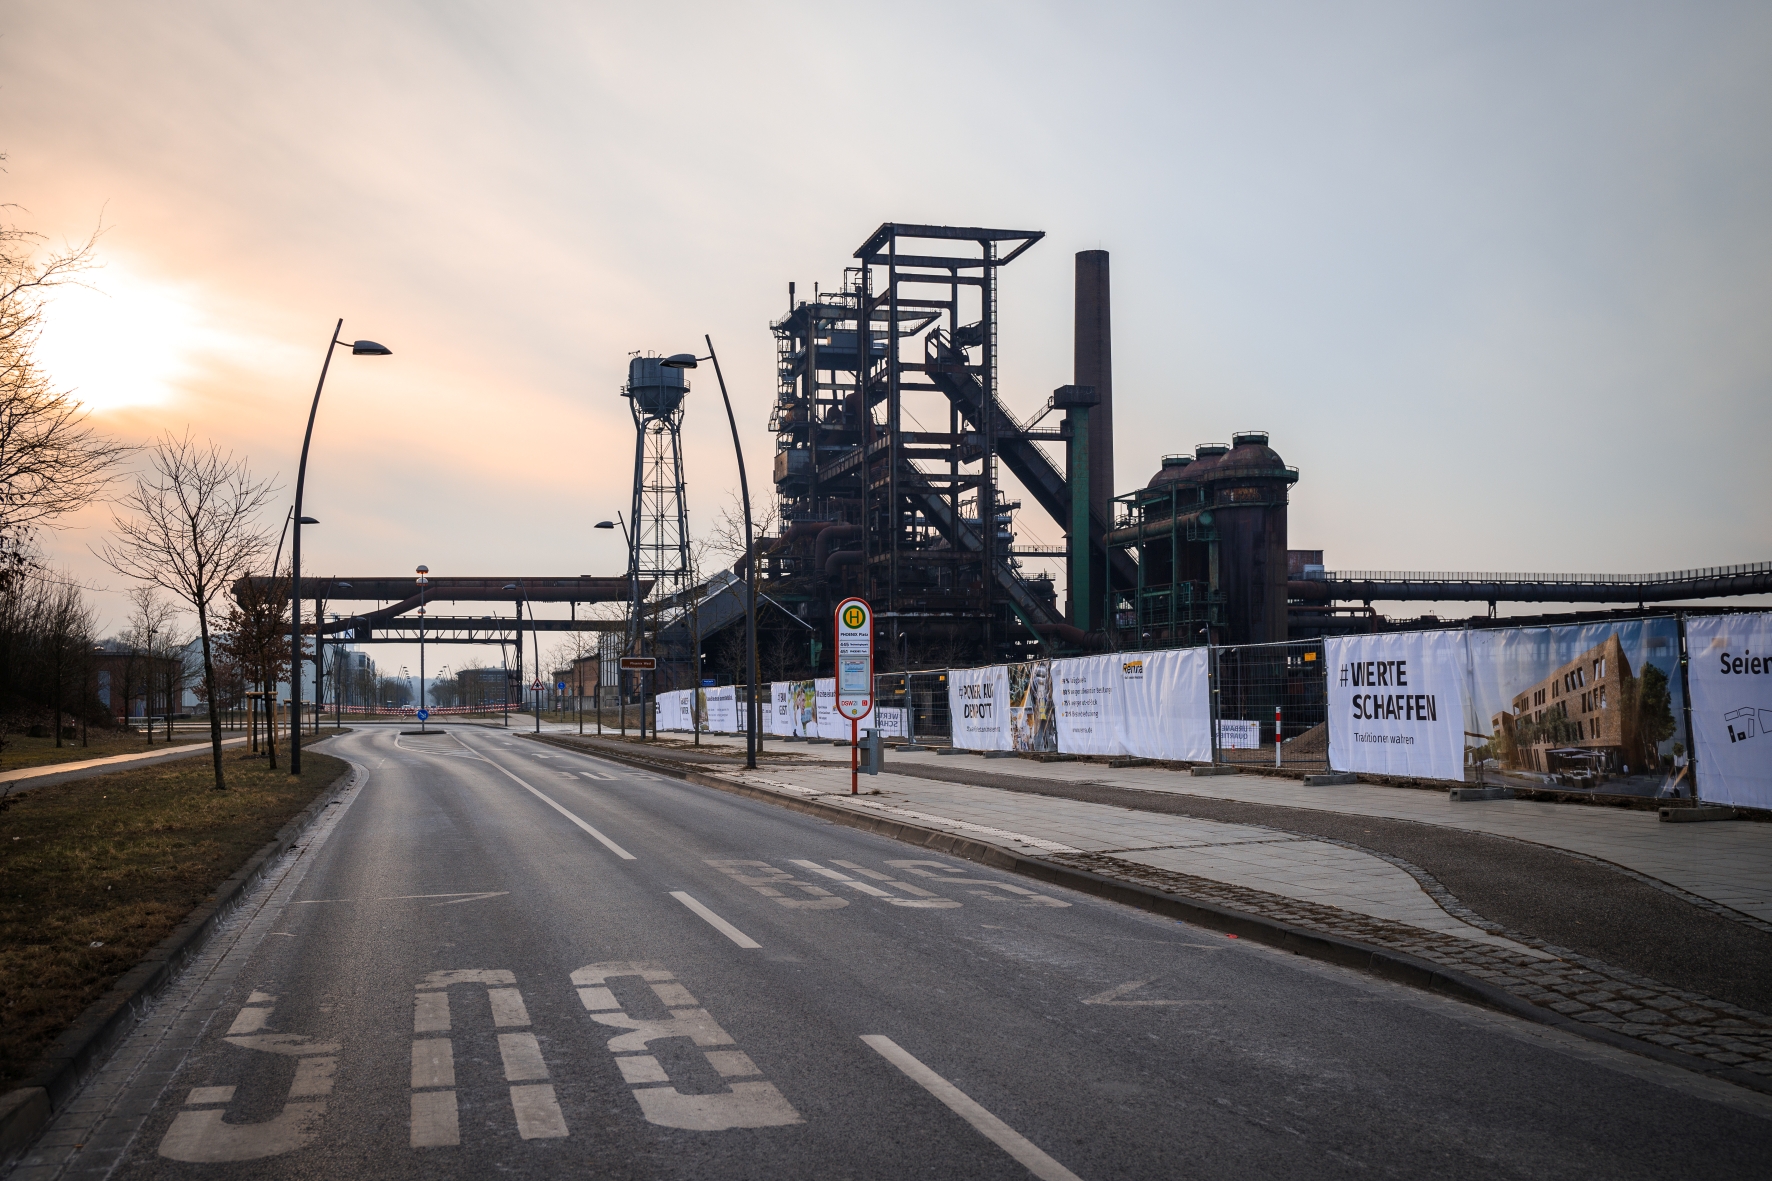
top-left (524, 732), bottom-right (1772, 1100)
top-left (0, 759), bottom-right (358, 1166)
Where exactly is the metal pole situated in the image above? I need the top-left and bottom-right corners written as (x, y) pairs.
top-left (418, 578), bottom-right (427, 733)
top-left (290, 318), bottom-right (342, 774)
top-left (706, 336), bottom-right (757, 769)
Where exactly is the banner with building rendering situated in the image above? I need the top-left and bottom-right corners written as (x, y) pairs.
top-left (1053, 655), bottom-right (1128, 756)
top-left (1115, 647), bottom-right (1212, 762)
top-left (949, 665), bottom-right (1011, 750)
top-left (1685, 612), bottom-right (1772, 810)
top-left (1327, 631), bottom-right (1469, 781)
top-left (1467, 617), bottom-right (1688, 797)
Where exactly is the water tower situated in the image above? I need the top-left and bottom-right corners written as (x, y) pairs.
top-left (624, 355), bottom-right (692, 661)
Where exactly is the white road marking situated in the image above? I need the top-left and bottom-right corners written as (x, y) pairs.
top-left (671, 891), bottom-right (762, 947)
top-left (889, 860), bottom-right (1071, 908)
top-left (382, 891), bottom-right (510, 905)
top-left (481, 757), bottom-right (636, 859)
top-left (161, 998), bottom-right (334, 1163)
top-left (707, 860), bottom-right (848, 909)
top-left (412, 1039), bottom-right (455, 1088)
top-left (226, 1006), bottom-right (273, 1035)
top-left (705, 1051), bottom-right (761, 1078)
top-left (414, 992), bottom-right (450, 1033)
top-left (860, 1035), bottom-right (1084, 1181)
top-left (1081, 980), bottom-right (1221, 1007)
top-left (789, 859), bottom-right (895, 896)
top-left (489, 987), bottom-right (532, 1026)
top-left (831, 860), bottom-right (891, 880)
top-left (410, 1090), bottom-right (459, 1148)
top-left (499, 1032), bottom-right (550, 1081)
top-left (573, 961), bottom-right (801, 1130)
top-left (510, 1084), bottom-right (570, 1139)
top-left (289, 1056), bottom-right (337, 1096)
top-left (617, 1055), bottom-right (670, 1084)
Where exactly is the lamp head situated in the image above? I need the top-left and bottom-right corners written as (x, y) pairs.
top-left (659, 353), bottom-right (699, 369)
top-left (594, 521), bottom-right (615, 530)
top-left (298, 516), bottom-right (319, 525)
top-left (351, 340), bottom-right (392, 356)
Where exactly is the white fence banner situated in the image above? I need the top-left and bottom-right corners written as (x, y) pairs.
top-left (1114, 648), bottom-right (1210, 762)
top-left (870, 706), bottom-right (908, 738)
top-left (949, 665), bottom-right (1011, 750)
top-left (789, 680), bottom-right (817, 737)
top-left (1052, 655), bottom-right (1127, 756)
top-left (769, 682), bottom-right (795, 736)
top-left (657, 689), bottom-right (686, 731)
top-left (815, 678), bottom-right (848, 740)
top-left (1327, 631), bottom-right (1469, 781)
top-left (1685, 612), bottom-right (1772, 811)
top-left (704, 685), bottom-right (738, 733)
top-left (1218, 719), bottom-right (1261, 749)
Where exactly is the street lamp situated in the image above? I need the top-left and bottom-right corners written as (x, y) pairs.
top-left (291, 320), bottom-right (390, 774)
top-left (417, 565), bottom-right (430, 732)
top-left (661, 339), bottom-right (757, 769)
top-left (595, 520), bottom-right (619, 735)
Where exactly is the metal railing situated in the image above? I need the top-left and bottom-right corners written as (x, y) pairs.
top-left (1311, 561), bottom-right (1772, 585)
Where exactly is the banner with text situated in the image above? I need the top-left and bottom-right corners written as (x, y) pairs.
top-left (1052, 655), bottom-right (1128, 757)
top-left (1114, 648), bottom-right (1211, 762)
top-left (815, 678), bottom-right (847, 740)
top-left (769, 683), bottom-right (795, 736)
top-left (1685, 612), bottom-right (1772, 811)
top-left (1327, 631), bottom-right (1468, 781)
top-left (704, 685), bottom-right (738, 734)
top-left (949, 665), bottom-right (1011, 750)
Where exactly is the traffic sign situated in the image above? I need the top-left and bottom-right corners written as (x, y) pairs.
top-left (531, 679), bottom-right (544, 691)
top-left (416, 708), bottom-right (429, 722)
top-left (556, 681), bottom-right (566, 692)
top-left (619, 656), bottom-right (657, 671)
top-left (835, 597), bottom-right (873, 722)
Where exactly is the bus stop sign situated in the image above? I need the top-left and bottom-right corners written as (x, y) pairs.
top-left (835, 597), bottom-right (873, 721)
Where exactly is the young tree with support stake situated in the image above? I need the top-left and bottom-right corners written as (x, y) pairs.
top-left (99, 433), bottom-right (275, 790)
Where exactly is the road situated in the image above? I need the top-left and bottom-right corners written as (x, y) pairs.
top-left (42, 725), bottom-right (1772, 1179)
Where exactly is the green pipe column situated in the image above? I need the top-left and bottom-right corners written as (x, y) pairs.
top-left (1053, 384), bottom-right (1099, 632)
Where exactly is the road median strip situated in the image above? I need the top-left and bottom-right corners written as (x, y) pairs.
top-left (1, 747), bottom-right (357, 1165)
top-left (522, 731), bottom-right (1772, 1099)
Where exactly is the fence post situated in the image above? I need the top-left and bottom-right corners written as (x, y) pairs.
top-left (1677, 612), bottom-right (1699, 805)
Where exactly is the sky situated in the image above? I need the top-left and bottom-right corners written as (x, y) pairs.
top-left (4, 0), bottom-right (1770, 682)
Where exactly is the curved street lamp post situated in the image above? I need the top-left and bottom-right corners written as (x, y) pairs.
top-left (661, 340), bottom-right (756, 769)
top-left (290, 321), bottom-right (390, 775)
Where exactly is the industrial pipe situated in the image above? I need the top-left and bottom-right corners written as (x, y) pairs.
top-left (824, 549), bottom-right (865, 577)
top-left (814, 524), bottom-right (863, 574)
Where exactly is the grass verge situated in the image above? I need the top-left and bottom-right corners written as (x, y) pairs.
top-left (0, 743), bottom-right (349, 1086)
top-left (0, 730), bottom-right (217, 773)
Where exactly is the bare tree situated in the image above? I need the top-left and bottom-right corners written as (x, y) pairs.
top-left (99, 432), bottom-right (275, 789)
top-left (220, 574), bottom-right (289, 767)
top-left (1, 192), bottom-right (130, 579)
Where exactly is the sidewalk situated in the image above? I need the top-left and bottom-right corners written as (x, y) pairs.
top-left (638, 730), bottom-right (1772, 925)
top-left (537, 728), bottom-right (1772, 1089)
top-left (0, 737), bottom-right (250, 794)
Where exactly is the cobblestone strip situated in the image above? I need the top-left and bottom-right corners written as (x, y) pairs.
top-left (5, 770), bottom-right (365, 1181)
top-left (1050, 851), bottom-right (1772, 1080)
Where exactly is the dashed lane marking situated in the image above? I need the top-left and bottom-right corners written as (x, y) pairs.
top-left (472, 752), bottom-right (636, 859)
top-left (670, 891), bottom-right (762, 948)
top-left (860, 1035), bottom-right (1084, 1181)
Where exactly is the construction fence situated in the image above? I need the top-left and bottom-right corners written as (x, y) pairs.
top-left (648, 608), bottom-right (1770, 811)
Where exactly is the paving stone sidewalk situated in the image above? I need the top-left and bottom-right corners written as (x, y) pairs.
top-left (626, 729), bottom-right (1772, 925)
top-left (692, 757), bottom-right (1772, 1084)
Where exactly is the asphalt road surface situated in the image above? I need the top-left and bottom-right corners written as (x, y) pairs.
top-left (69, 726), bottom-right (1772, 1179)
